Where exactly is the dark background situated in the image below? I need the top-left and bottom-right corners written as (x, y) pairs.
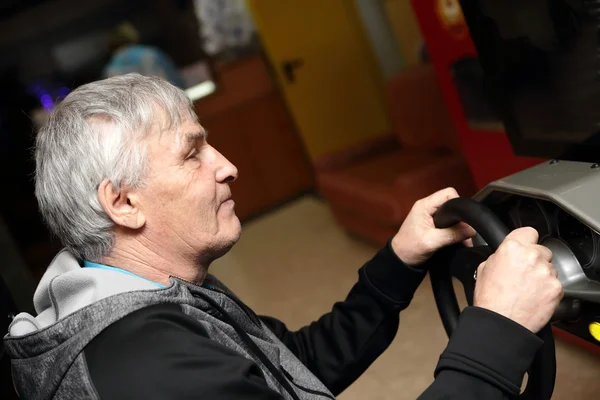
top-left (0, 0), bottom-right (211, 281)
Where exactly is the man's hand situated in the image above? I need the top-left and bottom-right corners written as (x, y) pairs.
top-left (474, 227), bottom-right (563, 333)
top-left (391, 188), bottom-right (476, 266)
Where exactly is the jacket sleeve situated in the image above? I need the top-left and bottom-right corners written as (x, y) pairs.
top-left (260, 241), bottom-right (545, 399)
top-left (84, 303), bottom-right (284, 400)
top-left (418, 307), bottom-right (544, 399)
top-left (260, 239), bottom-right (428, 396)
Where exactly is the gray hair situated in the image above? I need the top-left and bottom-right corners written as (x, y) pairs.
top-left (35, 73), bottom-right (197, 261)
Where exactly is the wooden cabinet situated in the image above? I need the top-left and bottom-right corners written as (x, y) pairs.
top-left (194, 54), bottom-right (314, 220)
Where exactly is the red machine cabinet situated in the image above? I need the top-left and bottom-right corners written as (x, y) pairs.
top-left (410, 0), bottom-right (543, 189)
top-left (410, 0), bottom-right (600, 355)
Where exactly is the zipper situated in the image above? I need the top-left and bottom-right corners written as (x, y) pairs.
top-left (280, 367), bottom-right (336, 400)
top-left (178, 277), bottom-right (325, 400)
top-left (192, 289), bottom-right (302, 400)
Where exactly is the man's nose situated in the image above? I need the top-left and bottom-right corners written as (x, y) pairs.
top-left (214, 147), bottom-right (238, 183)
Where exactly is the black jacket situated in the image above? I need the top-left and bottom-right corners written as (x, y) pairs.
top-left (84, 242), bottom-right (542, 399)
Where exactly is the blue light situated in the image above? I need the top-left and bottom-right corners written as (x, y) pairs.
top-left (59, 86), bottom-right (70, 98)
top-left (41, 94), bottom-right (53, 108)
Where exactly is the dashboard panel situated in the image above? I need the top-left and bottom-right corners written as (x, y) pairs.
top-left (487, 194), bottom-right (600, 281)
top-left (509, 197), bottom-right (552, 242)
top-left (555, 207), bottom-right (597, 269)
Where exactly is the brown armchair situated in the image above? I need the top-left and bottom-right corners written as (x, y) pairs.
top-left (315, 65), bottom-right (476, 246)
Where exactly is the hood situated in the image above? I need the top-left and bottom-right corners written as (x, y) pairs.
top-left (8, 249), bottom-right (163, 337)
top-left (3, 249), bottom-right (172, 399)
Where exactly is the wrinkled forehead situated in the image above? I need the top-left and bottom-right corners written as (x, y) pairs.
top-left (148, 113), bottom-right (205, 154)
top-left (150, 103), bottom-right (202, 142)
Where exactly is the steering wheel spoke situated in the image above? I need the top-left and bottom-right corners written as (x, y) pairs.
top-left (449, 246), bottom-right (493, 306)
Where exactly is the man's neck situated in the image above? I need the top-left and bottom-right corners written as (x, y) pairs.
top-left (101, 236), bottom-right (209, 287)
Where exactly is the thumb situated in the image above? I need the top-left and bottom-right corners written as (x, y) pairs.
top-left (505, 226), bottom-right (539, 244)
top-left (421, 187), bottom-right (460, 215)
top-left (433, 222), bottom-right (477, 247)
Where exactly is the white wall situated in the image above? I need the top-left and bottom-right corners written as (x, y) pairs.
top-left (354, 0), bottom-right (404, 78)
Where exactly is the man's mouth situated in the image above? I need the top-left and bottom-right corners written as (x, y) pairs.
top-left (222, 194), bottom-right (234, 206)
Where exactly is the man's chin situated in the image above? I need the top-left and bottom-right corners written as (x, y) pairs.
top-left (230, 215), bottom-right (242, 239)
top-left (230, 223), bottom-right (242, 245)
top-left (216, 220), bottom-right (242, 256)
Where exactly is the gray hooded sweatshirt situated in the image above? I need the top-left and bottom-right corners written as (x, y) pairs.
top-left (3, 250), bottom-right (336, 399)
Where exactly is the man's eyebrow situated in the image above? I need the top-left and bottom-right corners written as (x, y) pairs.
top-left (182, 129), bottom-right (208, 144)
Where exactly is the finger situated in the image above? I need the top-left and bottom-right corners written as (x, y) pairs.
top-left (458, 222), bottom-right (477, 238)
top-left (534, 244), bottom-right (553, 263)
top-left (506, 226), bottom-right (539, 245)
top-left (463, 238), bottom-right (474, 247)
top-left (421, 187), bottom-right (459, 214)
top-left (475, 260), bottom-right (487, 280)
top-left (550, 264), bottom-right (559, 278)
top-left (543, 262), bottom-right (559, 278)
top-left (435, 222), bottom-right (477, 247)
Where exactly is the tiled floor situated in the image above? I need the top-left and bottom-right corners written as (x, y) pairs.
top-left (211, 195), bottom-right (600, 399)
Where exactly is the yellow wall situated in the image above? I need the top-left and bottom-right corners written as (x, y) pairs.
top-left (383, 0), bottom-right (424, 67)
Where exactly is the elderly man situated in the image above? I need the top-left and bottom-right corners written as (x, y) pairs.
top-left (5, 74), bottom-right (562, 400)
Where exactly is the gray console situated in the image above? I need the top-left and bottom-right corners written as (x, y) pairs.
top-left (473, 159), bottom-right (600, 343)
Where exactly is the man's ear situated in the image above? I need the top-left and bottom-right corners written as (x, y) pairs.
top-left (97, 178), bottom-right (146, 229)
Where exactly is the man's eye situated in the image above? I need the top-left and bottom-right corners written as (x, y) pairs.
top-left (186, 149), bottom-right (199, 160)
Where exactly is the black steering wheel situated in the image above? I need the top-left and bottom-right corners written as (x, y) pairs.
top-left (429, 197), bottom-right (556, 400)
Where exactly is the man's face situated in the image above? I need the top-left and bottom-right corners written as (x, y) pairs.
top-left (134, 117), bottom-right (241, 262)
